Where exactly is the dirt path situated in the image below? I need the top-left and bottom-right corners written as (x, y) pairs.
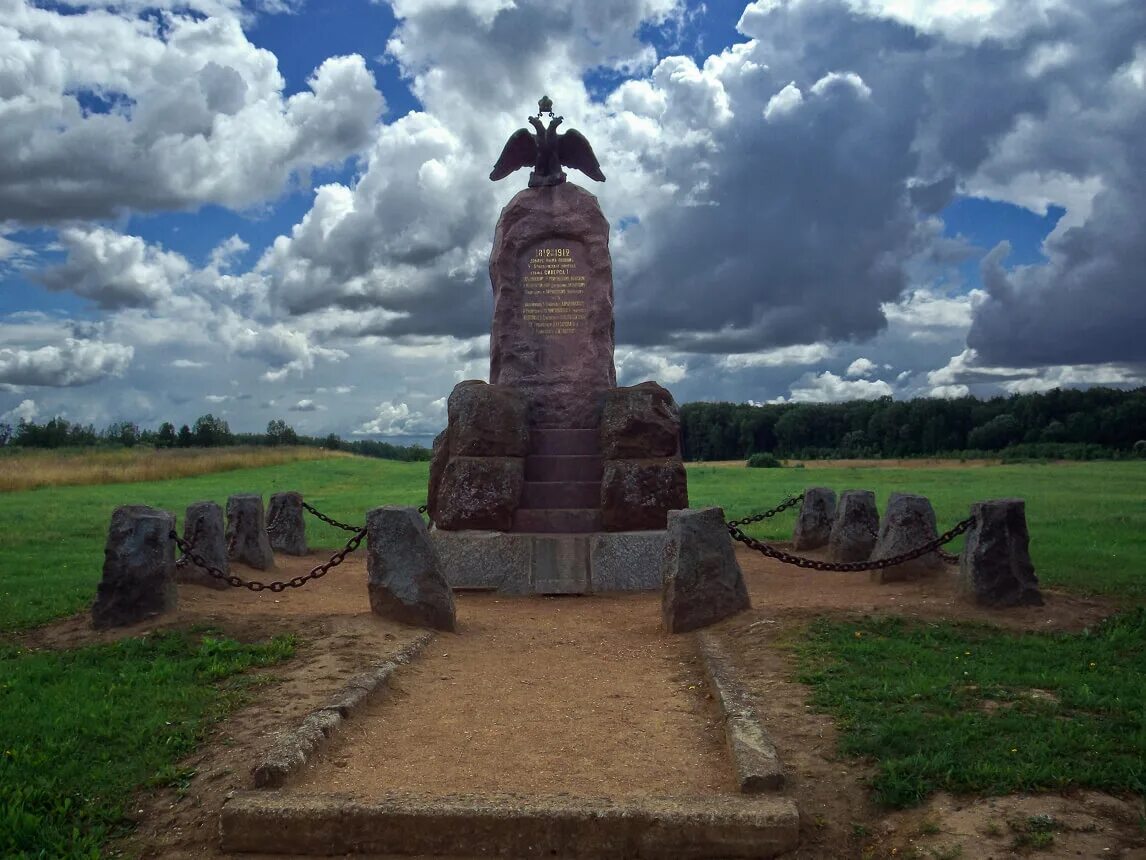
top-left (288, 592), bottom-right (736, 799)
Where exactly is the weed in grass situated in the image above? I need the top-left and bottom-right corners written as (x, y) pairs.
top-left (851, 822), bottom-right (870, 838)
top-left (918, 817), bottom-right (941, 836)
top-left (983, 821), bottom-right (1003, 837)
top-left (796, 610), bottom-right (1146, 808)
top-left (928, 845), bottom-right (962, 860)
top-left (0, 630), bottom-right (294, 859)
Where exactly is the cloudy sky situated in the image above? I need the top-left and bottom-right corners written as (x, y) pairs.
top-left (2, 0), bottom-right (1144, 441)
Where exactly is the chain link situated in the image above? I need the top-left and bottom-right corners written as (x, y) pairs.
top-left (264, 509), bottom-right (281, 535)
top-left (937, 547), bottom-right (961, 565)
top-left (169, 528), bottom-right (365, 591)
top-left (727, 516), bottom-right (974, 572)
top-left (726, 493), bottom-right (805, 528)
top-left (301, 501), bottom-right (362, 533)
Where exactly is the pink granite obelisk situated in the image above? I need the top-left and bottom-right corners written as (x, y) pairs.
top-left (489, 182), bottom-right (616, 429)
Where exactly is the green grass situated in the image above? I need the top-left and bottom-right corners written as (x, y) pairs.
top-left (2, 457), bottom-right (1145, 629)
top-left (795, 611), bottom-right (1146, 808)
top-left (0, 630), bottom-right (295, 859)
top-left (686, 460), bottom-right (1146, 600)
top-left (0, 457), bottom-right (428, 631)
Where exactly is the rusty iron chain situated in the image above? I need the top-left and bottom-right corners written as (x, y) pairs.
top-left (727, 515), bottom-right (974, 572)
top-left (726, 493), bottom-right (805, 528)
top-left (301, 501), bottom-right (362, 533)
top-left (264, 509), bottom-right (281, 535)
top-left (937, 547), bottom-right (961, 565)
top-left (169, 528), bottom-right (365, 592)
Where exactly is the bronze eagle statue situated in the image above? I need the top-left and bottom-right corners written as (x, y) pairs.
top-left (490, 95), bottom-right (606, 188)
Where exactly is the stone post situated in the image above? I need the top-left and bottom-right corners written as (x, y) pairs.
top-left (92, 505), bottom-right (178, 629)
top-left (366, 506), bottom-right (456, 631)
top-left (662, 507), bottom-right (750, 633)
top-left (226, 494), bottom-right (275, 570)
top-left (178, 500), bottom-right (229, 589)
top-left (791, 487), bottom-right (836, 551)
top-left (870, 492), bottom-right (944, 583)
top-left (827, 490), bottom-right (879, 563)
top-left (267, 491), bottom-right (308, 556)
top-left (958, 499), bottom-right (1043, 607)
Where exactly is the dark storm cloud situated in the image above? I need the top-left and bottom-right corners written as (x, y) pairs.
top-left (614, 0), bottom-right (1146, 361)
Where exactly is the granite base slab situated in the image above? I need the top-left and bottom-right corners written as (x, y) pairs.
top-left (430, 529), bottom-right (668, 594)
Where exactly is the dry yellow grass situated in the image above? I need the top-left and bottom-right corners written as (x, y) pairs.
top-left (0, 446), bottom-right (347, 492)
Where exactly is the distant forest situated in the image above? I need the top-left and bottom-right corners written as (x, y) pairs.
top-left (681, 387), bottom-right (1146, 461)
top-left (0, 414), bottom-right (432, 462)
top-left (6, 387), bottom-right (1146, 463)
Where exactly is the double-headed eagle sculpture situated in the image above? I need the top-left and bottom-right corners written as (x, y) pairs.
top-left (490, 95), bottom-right (606, 188)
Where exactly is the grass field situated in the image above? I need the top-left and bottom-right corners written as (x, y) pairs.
top-left (1, 452), bottom-right (1144, 855)
top-left (0, 456), bottom-right (428, 631)
top-left (795, 611), bottom-right (1146, 808)
top-left (688, 460), bottom-right (1146, 600)
top-left (2, 456), bottom-right (1144, 630)
top-left (0, 630), bottom-right (294, 859)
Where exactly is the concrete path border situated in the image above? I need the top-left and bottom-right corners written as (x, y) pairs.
top-left (697, 631), bottom-right (785, 793)
top-left (220, 792), bottom-right (799, 857)
top-left (252, 631), bottom-right (435, 788)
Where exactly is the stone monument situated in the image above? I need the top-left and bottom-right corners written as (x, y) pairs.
top-left (427, 98), bottom-right (688, 594)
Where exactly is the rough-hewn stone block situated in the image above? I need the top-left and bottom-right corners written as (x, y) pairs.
top-left (367, 506), bottom-right (457, 631)
top-left (599, 382), bottom-right (681, 459)
top-left (433, 457), bottom-right (525, 531)
top-left (267, 491), bottom-right (307, 556)
top-left (958, 499), bottom-right (1043, 607)
top-left (92, 505), bottom-right (178, 629)
top-left (871, 492), bottom-right (944, 582)
top-left (601, 459), bottom-right (688, 531)
top-left (662, 507), bottom-right (750, 633)
top-left (226, 494), bottom-right (275, 570)
top-left (828, 490), bottom-right (878, 563)
top-left (791, 487), bottom-right (836, 551)
top-left (178, 500), bottom-right (229, 589)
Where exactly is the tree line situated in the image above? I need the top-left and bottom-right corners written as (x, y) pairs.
top-left (0, 414), bottom-right (432, 462)
top-left (6, 386), bottom-right (1146, 464)
top-left (681, 387), bottom-right (1146, 461)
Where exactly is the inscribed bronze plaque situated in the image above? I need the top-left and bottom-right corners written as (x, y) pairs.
top-left (521, 239), bottom-right (589, 338)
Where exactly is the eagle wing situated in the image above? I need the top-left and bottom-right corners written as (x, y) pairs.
top-left (557, 128), bottom-right (605, 182)
top-left (489, 129), bottom-right (537, 181)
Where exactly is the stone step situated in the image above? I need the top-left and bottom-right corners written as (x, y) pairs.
top-left (529, 428), bottom-right (599, 455)
top-left (511, 508), bottom-right (603, 534)
top-left (525, 454), bottom-right (603, 482)
top-left (520, 481), bottom-right (601, 510)
top-left (221, 792), bottom-right (801, 857)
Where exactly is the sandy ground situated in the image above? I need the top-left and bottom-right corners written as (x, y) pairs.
top-left (15, 546), bottom-right (1146, 859)
top-left (287, 591), bottom-right (734, 800)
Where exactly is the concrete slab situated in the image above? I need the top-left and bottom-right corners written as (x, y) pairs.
top-left (532, 534), bottom-right (590, 594)
top-left (221, 791), bottom-right (800, 857)
top-left (430, 530), bottom-right (532, 594)
top-left (431, 529), bottom-right (670, 595)
top-left (590, 530), bottom-right (668, 591)
top-left (698, 632), bottom-right (785, 793)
